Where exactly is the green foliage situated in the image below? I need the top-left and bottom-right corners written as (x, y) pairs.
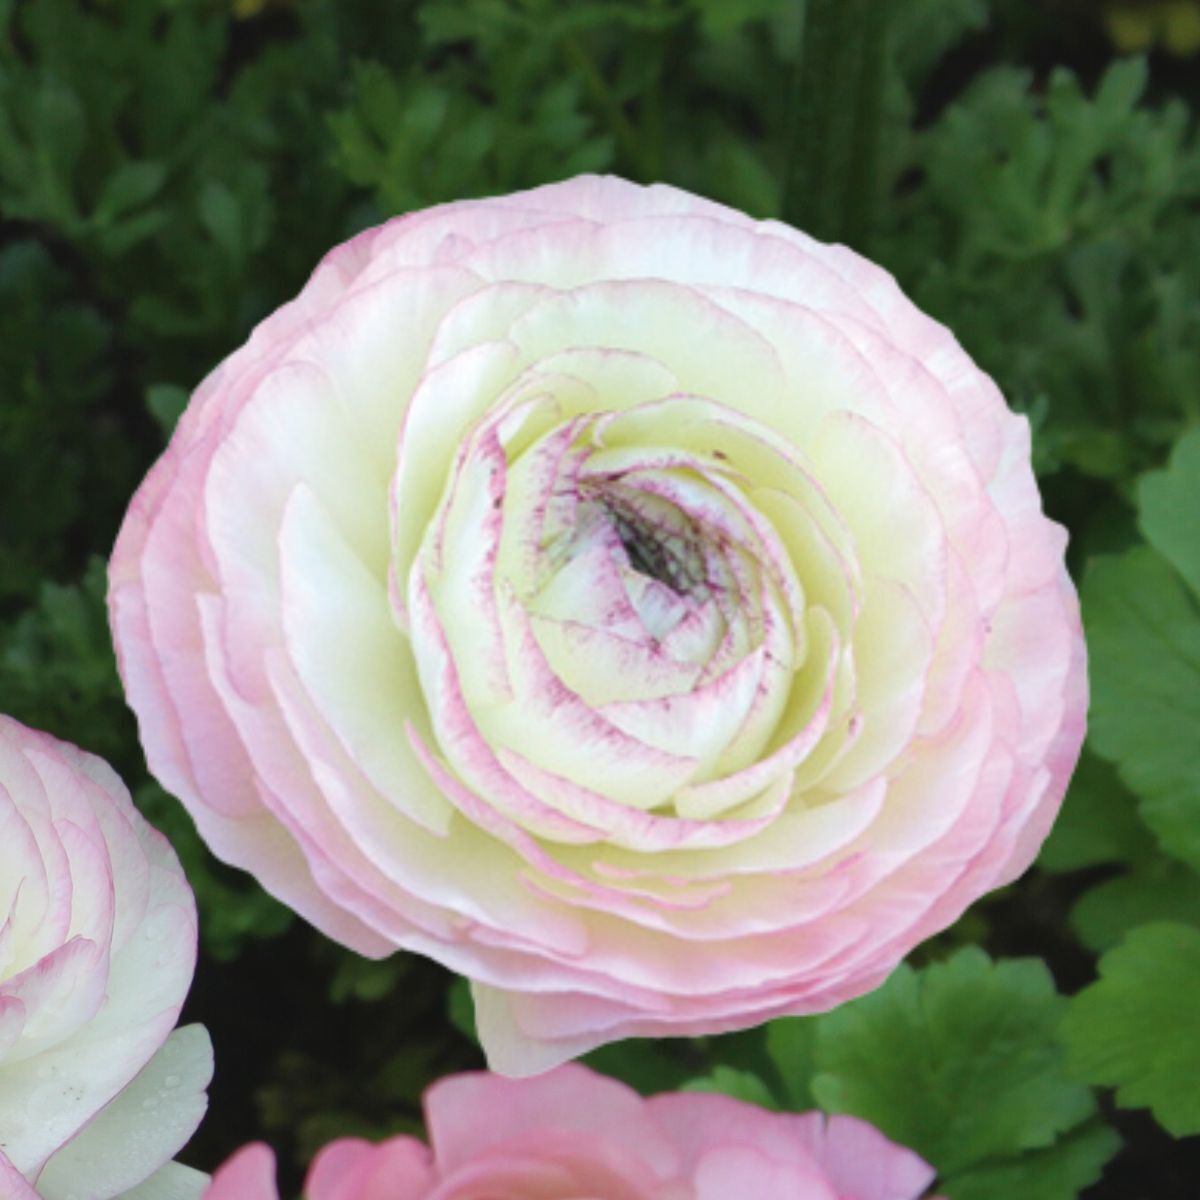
top-left (780, 0), bottom-right (894, 244)
top-left (1070, 861), bottom-right (1200, 953)
top-left (806, 950), bottom-right (1102, 1190)
top-left (1085, 429), bottom-right (1200, 872)
top-left (764, 1014), bottom-right (818, 1110)
top-left (1138, 421), bottom-right (1200, 595)
top-left (136, 783), bottom-right (296, 963)
top-left (0, 548), bottom-right (296, 962)
top-left (581, 1037), bottom-right (701, 1097)
top-left (696, 950), bottom-right (1120, 1199)
top-left (145, 384), bottom-right (191, 440)
top-left (1037, 751), bottom-right (1154, 873)
top-left (877, 58), bottom-right (1200, 484)
top-left (0, 245), bottom-right (125, 604)
top-left (1062, 923), bottom-right (1200, 1137)
top-left (329, 60), bottom-right (612, 213)
top-left (1, 0), bottom-right (1198, 1190)
top-left (446, 976), bottom-right (478, 1042)
top-left (938, 1122), bottom-right (1124, 1200)
top-left (681, 1064), bottom-right (780, 1110)
top-left (0, 558), bottom-right (128, 761)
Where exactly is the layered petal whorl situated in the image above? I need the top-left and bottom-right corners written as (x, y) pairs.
top-left (109, 175), bottom-right (1086, 1074)
top-left (0, 716), bottom-right (210, 1199)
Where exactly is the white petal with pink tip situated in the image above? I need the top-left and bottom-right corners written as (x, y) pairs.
top-left (0, 717), bottom-right (209, 1198)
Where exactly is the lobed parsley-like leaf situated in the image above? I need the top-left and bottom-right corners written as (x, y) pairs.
top-left (681, 1065), bottom-right (780, 1110)
top-left (1085, 428), bottom-right (1200, 872)
top-left (940, 1120), bottom-right (1122, 1200)
top-left (804, 949), bottom-right (1096, 1178)
top-left (1061, 922), bottom-right (1200, 1136)
top-left (1037, 750), bottom-right (1154, 873)
top-left (877, 59), bottom-right (1200, 486)
top-left (1069, 861), bottom-right (1200, 953)
top-left (1138, 423), bottom-right (1200, 596)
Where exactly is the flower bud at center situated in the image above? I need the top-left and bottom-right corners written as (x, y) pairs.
top-left (605, 500), bottom-right (707, 598)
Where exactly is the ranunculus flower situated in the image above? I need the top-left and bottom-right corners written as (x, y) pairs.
top-left (0, 716), bottom-right (212, 1200)
top-left (109, 175), bottom-right (1085, 1074)
top-left (204, 1064), bottom-right (937, 1200)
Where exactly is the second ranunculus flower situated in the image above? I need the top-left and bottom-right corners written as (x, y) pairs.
top-left (109, 175), bottom-right (1086, 1074)
top-left (204, 1065), bottom-right (937, 1200)
top-left (0, 715), bottom-right (211, 1200)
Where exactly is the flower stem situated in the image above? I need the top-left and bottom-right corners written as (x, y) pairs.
top-left (561, 32), bottom-right (655, 181)
top-left (781, 0), bottom-right (895, 250)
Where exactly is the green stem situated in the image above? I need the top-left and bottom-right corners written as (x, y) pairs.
top-left (780, 0), bottom-right (894, 248)
top-left (642, 0), bottom-right (668, 179)
top-left (561, 33), bottom-right (654, 181)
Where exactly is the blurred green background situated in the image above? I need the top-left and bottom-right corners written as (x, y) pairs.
top-left (2, 1), bottom-right (1199, 1197)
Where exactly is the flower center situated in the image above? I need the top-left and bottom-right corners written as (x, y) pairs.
top-left (606, 501), bottom-right (705, 597)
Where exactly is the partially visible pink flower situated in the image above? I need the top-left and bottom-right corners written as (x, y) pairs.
top-left (204, 1064), bottom-right (936, 1200)
top-left (0, 716), bottom-right (212, 1200)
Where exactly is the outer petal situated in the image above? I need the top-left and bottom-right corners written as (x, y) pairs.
top-left (36, 1026), bottom-right (213, 1200)
top-left (115, 1163), bottom-right (209, 1200)
top-left (0, 1154), bottom-right (40, 1200)
top-left (424, 1065), bottom-right (679, 1181)
top-left (792, 1113), bottom-right (938, 1200)
top-left (202, 1145), bottom-right (279, 1200)
top-left (306, 1138), bottom-right (436, 1200)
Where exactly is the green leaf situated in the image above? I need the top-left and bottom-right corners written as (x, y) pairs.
top-left (764, 1014), bottom-right (818, 1109)
top-left (145, 383), bottom-right (190, 439)
top-left (875, 58), bottom-right (1200, 487)
top-left (694, 0), bottom-right (789, 35)
top-left (1070, 860), bottom-right (1200, 953)
top-left (1138, 425), bottom-right (1200, 597)
top-left (197, 180), bottom-right (246, 260)
top-left (1037, 750), bottom-right (1154, 872)
top-left (327, 952), bottom-right (408, 1005)
top-left (681, 1065), bottom-right (780, 1110)
top-left (940, 1119), bottom-right (1121, 1200)
top-left (1092, 55), bottom-right (1149, 126)
top-left (95, 207), bottom-right (170, 257)
top-left (0, 558), bottom-right (128, 763)
top-left (1084, 546), bottom-right (1200, 872)
top-left (581, 1038), bottom-right (697, 1097)
top-left (447, 976), bottom-right (478, 1042)
top-left (1062, 922), bottom-right (1200, 1136)
top-left (891, 0), bottom-right (989, 89)
top-left (804, 949), bottom-right (1096, 1177)
top-left (31, 76), bottom-right (86, 219)
top-left (93, 159), bottom-right (167, 225)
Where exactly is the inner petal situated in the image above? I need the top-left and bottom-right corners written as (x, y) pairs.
top-left (411, 388), bottom-right (860, 824)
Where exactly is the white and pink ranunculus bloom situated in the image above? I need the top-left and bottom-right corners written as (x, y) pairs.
top-left (0, 716), bottom-right (212, 1200)
top-left (109, 175), bottom-right (1086, 1074)
top-left (204, 1064), bottom-right (938, 1200)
